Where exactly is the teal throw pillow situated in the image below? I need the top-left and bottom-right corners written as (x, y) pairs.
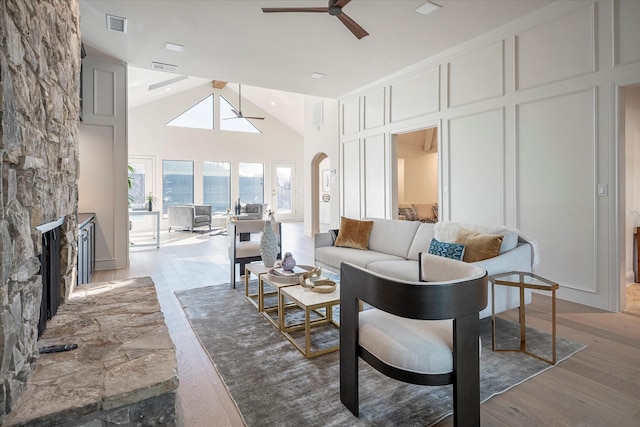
top-left (428, 238), bottom-right (465, 260)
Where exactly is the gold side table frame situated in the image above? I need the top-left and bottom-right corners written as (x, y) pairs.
top-left (244, 262), bottom-right (274, 311)
top-left (279, 284), bottom-right (340, 358)
top-left (489, 271), bottom-right (559, 365)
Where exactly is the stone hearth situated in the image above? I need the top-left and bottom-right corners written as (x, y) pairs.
top-left (4, 277), bottom-right (178, 426)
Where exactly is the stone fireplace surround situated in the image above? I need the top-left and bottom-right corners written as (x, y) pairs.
top-left (1, 1), bottom-right (178, 424)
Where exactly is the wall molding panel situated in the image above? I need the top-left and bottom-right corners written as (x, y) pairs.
top-left (515, 3), bottom-right (596, 91)
top-left (613, 0), bottom-right (640, 67)
top-left (515, 88), bottom-right (598, 293)
top-left (447, 108), bottom-right (505, 226)
top-left (341, 97), bottom-right (360, 136)
top-left (364, 88), bottom-right (385, 130)
top-left (390, 67), bottom-right (439, 123)
top-left (448, 40), bottom-right (504, 108)
top-left (341, 139), bottom-right (362, 219)
top-left (363, 134), bottom-right (387, 218)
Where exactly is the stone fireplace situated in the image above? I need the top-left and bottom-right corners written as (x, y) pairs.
top-left (0, 0), bottom-right (82, 422)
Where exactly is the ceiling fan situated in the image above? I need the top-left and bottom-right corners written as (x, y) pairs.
top-left (224, 84), bottom-right (265, 121)
top-left (262, 0), bottom-right (369, 40)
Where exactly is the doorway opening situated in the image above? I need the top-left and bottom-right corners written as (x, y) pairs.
top-left (311, 152), bottom-right (329, 235)
top-left (622, 83), bottom-right (640, 316)
top-left (393, 126), bottom-right (439, 221)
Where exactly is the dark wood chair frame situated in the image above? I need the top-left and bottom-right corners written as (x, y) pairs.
top-left (339, 253), bottom-right (488, 427)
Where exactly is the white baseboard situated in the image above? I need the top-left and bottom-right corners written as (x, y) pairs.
top-left (626, 271), bottom-right (636, 284)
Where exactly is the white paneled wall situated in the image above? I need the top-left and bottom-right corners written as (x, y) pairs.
top-left (515, 3), bottom-right (596, 90)
top-left (517, 89), bottom-right (597, 292)
top-left (448, 41), bottom-right (504, 107)
top-left (390, 67), bottom-right (440, 123)
top-left (337, 0), bottom-right (640, 311)
top-left (79, 57), bottom-right (128, 270)
top-left (364, 135), bottom-right (386, 219)
top-left (448, 108), bottom-right (505, 226)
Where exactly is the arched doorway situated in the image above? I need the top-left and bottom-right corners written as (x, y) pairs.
top-left (311, 152), bottom-right (329, 235)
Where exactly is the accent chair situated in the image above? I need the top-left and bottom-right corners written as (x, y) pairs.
top-left (340, 253), bottom-right (488, 426)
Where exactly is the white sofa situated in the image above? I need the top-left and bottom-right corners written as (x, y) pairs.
top-left (314, 217), bottom-right (534, 319)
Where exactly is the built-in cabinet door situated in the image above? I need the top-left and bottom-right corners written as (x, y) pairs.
top-left (271, 162), bottom-right (296, 221)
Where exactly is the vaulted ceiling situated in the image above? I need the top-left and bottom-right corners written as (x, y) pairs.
top-left (79, 0), bottom-right (554, 131)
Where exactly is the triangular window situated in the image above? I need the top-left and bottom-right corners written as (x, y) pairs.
top-left (219, 95), bottom-right (261, 134)
top-left (166, 94), bottom-right (214, 130)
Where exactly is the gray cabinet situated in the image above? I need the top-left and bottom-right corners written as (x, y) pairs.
top-left (77, 213), bottom-right (95, 285)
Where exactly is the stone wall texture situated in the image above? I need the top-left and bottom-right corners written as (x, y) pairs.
top-left (0, 0), bottom-right (81, 422)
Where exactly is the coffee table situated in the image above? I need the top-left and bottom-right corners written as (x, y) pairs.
top-left (489, 271), bottom-right (559, 365)
top-left (279, 284), bottom-right (340, 358)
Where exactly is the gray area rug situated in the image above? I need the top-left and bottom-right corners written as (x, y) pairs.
top-left (176, 282), bottom-right (586, 427)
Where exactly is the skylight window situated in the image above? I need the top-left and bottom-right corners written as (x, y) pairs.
top-left (219, 95), bottom-right (261, 134)
top-left (166, 94), bottom-right (214, 130)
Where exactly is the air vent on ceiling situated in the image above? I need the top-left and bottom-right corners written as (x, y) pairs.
top-left (106, 14), bottom-right (127, 33)
top-left (151, 62), bottom-right (178, 72)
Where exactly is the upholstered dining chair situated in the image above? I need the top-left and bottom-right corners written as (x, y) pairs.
top-left (340, 253), bottom-right (488, 426)
top-left (227, 219), bottom-right (281, 288)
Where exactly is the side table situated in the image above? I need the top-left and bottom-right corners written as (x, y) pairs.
top-left (489, 271), bottom-right (559, 365)
top-left (279, 284), bottom-right (340, 358)
top-left (244, 262), bottom-right (273, 311)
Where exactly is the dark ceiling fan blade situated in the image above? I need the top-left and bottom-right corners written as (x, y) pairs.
top-left (337, 13), bottom-right (369, 39)
top-left (334, 0), bottom-right (352, 8)
top-left (244, 116), bottom-right (265, 120)
top-left (262, 7), bottom-right (328, 13)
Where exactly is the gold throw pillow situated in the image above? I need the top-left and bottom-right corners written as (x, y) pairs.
top-left (456, 228), bottom-right (503, 262)
top-left (334, 217), bottom-right (374, 250)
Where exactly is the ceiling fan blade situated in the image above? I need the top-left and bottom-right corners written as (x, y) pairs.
top-left (334, 0), bottom-right (352, 8)
top-left (244, 116), bottom-right (265, 120)
top-left (262, 7), bottom-right (328, 13)
top-left (337, 13), bottom-right (369, 39)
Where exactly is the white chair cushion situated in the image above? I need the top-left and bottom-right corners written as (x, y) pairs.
top-left (359, 309), bottom-right (481, 375)
top-left (234, 242), bottom-right (261, 258)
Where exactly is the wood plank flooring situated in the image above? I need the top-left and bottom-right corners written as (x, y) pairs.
top-left (93, 223), bottom-right (640, 427)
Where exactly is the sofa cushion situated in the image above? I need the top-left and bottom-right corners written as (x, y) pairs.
top-left (334, 217), bottom-right (374, 250)
top-left (365, 217), bottom-right (421, 259)
top-left (435, 221), bottom-right (519, 254)
top-left (407, 223), bottom-right (436, 260)
top-left (315, 246), bottom-right (404, 271)
top-left (428, 238), bottom-right (465, 261)
top-left (456, 228), bottom-right (503, 262)
top-left (398, 207), bottom-right (418, 221)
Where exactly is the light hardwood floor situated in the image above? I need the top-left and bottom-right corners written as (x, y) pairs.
top-left (94, 223), bottom-right (640, 427)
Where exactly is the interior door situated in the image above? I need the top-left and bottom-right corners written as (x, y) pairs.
top-left (272, 162), bottom-right (296, 221)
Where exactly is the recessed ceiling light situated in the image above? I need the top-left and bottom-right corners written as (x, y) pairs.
top-left (414, 1), bottom-right (441, 16)
top-left (310, 72), bottom-right (326, 79)
top-left (270, 101), bottom-right (276, 106)
top-left (164, 42), bottom-right (185, 53)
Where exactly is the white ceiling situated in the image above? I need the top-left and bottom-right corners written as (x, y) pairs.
top-left (80, 0), bottom-right (554, 132)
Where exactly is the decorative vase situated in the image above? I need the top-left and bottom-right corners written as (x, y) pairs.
top-left (282, 252), bottom-right (296, 271)
top-left (147, 201), bottom-right (152, 211)
top-left (260, 218), bottom-right (278, 267)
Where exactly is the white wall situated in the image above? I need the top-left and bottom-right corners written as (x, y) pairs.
top-left (303, 96), bottom-right (340, 236)
top-left (79, 56), bottom-right (128, 270)
top-left (127, 83), bottom-right (304, 229)
top-left (337, 0), bottom-right (640, 312)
